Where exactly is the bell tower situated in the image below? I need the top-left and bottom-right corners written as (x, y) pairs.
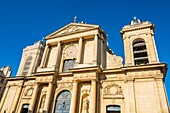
top-left (121, 17), bottom-right (159, 66)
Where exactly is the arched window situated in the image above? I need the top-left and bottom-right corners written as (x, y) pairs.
top-left (106, 105), bottom-right (121, 113)
top-left (54, 90), bottom-right (71, 113)
top-left (21, 104), bottom-right (29, 113)
top-left (62, 59), bottom-right (76, 72)
top-left (133, 39), bottom-right (149, 65)
top-left (22, 56), bottom-right (32, 76)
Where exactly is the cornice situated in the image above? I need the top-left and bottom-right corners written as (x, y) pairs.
top-left (46, 27), bottom-right (99, 39)
top-left (120, 22), bottom-right (154, 34)
top-left (32, 71), bottom-right (56, 76)
top-left (70, 65), bottom-right (102, 73)
top-left (45, 22), bottom-right (100, 40)
top-left (102, 63), bottom-right (167, 75)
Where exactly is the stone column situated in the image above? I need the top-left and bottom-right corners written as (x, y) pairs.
top-left (44, 82), bottom-right (53, 112)
top-left (28, 83), bottom-right (39, 113)
top-left (70, 80), bottom-right (78, 113)
top-left (93, 34), bottom-right (98, 64)
top-left (54, 42), bottom-right (61, 71)
top-left (0, 86), bottom-right (10, 111)
top-left (39, 45), bottom-right (49, 68)
top-left (77, 37), bottom-right (83, 64)
top-left (89, 79), bottom-right (97, 113)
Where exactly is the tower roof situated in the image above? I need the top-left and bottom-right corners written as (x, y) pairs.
top-left (130, 17), bottom-right (142, 25)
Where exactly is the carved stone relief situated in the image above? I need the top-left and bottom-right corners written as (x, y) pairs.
top-left (24, 87), bottom-right (34, 97)
top-left (57, 82), bottom-right (73, 91)
top-left (63, 44), bottom-right (78, 59)
top-left (82, 89), bottom-right (90, 94)
top-left (66, 45), bottom-right (77, 58)
top-left (36, 76), bottom-right (53, 83)
top-left (74, 72), bottom-right (97, 80)
top-left (104, 83), bottom-right (123, 96)
top-left (7, 81), bottom-right (23, 86)
top-left (61, 26), bottom-right (79, 34)
top-left (24, 82), bottom-right (35, 86)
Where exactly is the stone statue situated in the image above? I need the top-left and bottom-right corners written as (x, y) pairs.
top-left (74, 16), bottom-right (77, 23)
top-left (82, 97), bottom-right (89, 113)
top-left (39, 95), bottom-right (46, 112)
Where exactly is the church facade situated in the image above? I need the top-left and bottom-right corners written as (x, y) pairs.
top-left (0, 18), bottom-right (169, 113)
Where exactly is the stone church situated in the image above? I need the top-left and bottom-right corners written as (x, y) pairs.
top-left (0, 18), bottom-right (169, 113)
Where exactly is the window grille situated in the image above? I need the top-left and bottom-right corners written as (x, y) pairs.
top-left (106, 105), bottom-right (121, 113)
top-left (54, 90), bottom-right (71, 113)
top-left (133, 40), bottom-right (149, 65)
top-left (22, 56), bottom-right (32, 75)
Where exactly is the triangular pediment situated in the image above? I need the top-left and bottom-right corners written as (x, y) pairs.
top-left (46, 23), bottom-right (99, 39)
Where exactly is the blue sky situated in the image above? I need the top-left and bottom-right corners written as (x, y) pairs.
top-left (0, 0), bottom-right (170, 103)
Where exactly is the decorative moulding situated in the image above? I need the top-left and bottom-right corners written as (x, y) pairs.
top-left (103, 82), bottom-right (123, 99)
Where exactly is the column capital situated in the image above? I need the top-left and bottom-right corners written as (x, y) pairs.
top-left (5, 85), bottom-right (10, 88)
top-left (91, 79), bottom-right (97, 82)
top-left (73, 79), bottom-right (79, 83)
top-left (57, 41), bottom-right (61, 44)
top-left (48, 82), bottom-right (54, 86)
top-left (35, 82), bottom-right (39, 84)
top-left (79, 36), bottom-right (83, 39)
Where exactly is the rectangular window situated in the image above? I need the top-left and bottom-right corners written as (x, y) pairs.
top-left (63, 59), bottom-right (76, 72)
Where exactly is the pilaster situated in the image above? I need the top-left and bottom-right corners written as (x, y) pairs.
top-left (44, 82), bottom-right (53, 112)
top-left (100, 37), bottom-right (104, 68)
top-left (127, 80), bottom-right (136, 113)
top-left (0, 86), bottom-right (10, 111)
top-left (70, 80), bottom-right (78, 113)
top-left (39, 45), bottom-right (49, 68)
top-left (10, 83), bottom-right (23, 112)
top-left (124, 37), bottom-right (133, 66)
top-left (54, 42), bottom-right (61, 71)
top-left (155, 79), bottom-right (169, 113)
top-left (93, 34), bottom-right (98, 64)
top-left (77, 37), bottom-right (83, 64)
top-left (89, 79), bottom-right (97, 113)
